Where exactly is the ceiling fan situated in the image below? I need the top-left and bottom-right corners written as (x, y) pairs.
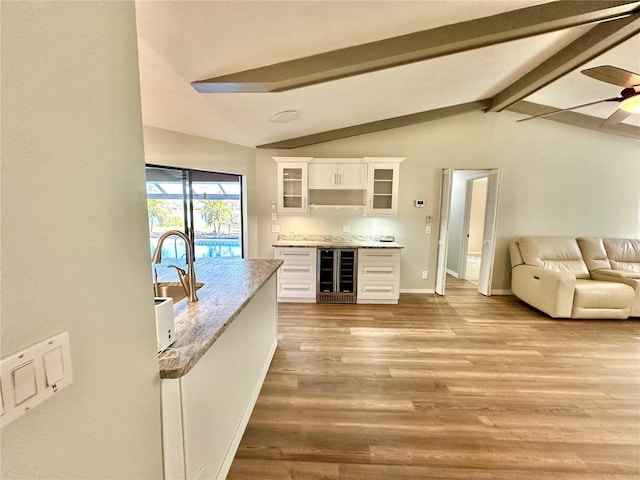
top-left (518, 65), bottom-right (640, 128)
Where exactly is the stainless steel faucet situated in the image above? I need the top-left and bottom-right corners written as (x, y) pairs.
top-left (151, 230), bottom-right (199, 302)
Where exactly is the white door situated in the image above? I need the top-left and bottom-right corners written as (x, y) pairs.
top-left (435, 168), bottom-right (453, 295)
top-left (477, 169), bottom-right (501, 296)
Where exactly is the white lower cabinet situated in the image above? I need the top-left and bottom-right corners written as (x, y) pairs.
top-left (357, 249), bottom-right (401, 304)
top-left (274, 247), bottom-right (317, 302)
top-left (275, 246), bottom-right (401, 303)
top-left (161, 277), bottom-right (277, 480)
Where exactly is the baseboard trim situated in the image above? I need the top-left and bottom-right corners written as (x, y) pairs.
top-left (400, 289), bottom-right (435, 294)
top-left (446, 269), bottom-right (459, 278)
top-left (490, 289), bottom-right (513, 296)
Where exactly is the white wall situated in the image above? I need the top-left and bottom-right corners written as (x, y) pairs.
top-left (468, 178), bottom-right (487, 255)
top-left (142, 126), bottom-right (259, 258)
top-left (1, 2), bottom-right (163, 478)
top-left (256, 111), bottom-right (640, 292)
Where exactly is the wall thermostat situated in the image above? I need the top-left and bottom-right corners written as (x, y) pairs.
top-left (415, 199), bottom-right (425, 208)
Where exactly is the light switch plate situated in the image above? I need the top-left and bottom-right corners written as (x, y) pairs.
top-left (1, 332), bottom-right (73, 428)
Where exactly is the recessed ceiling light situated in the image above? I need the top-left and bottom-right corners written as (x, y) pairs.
top-left (271, 110), bottom-right (300, 123)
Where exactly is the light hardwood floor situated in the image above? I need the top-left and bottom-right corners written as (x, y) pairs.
top-left (228, 278), bottom-right (640, 479)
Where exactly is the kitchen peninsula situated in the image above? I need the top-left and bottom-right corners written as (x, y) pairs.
top-left (157, 258), bottom-right (281, 480)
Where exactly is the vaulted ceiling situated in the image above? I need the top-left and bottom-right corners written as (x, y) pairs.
top-left (135, 0), bottom-right (640, 148)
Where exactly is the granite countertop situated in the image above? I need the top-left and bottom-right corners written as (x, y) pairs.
top-left (155, 258), bottom-right (282, 379)
top-left (272, 234), bottom-right (403, 249)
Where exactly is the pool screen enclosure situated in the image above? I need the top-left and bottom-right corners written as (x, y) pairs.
top-left (145, 165), bottom-right (243, 259)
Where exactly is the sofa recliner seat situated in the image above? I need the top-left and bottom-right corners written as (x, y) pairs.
top-left (510, 237), bottom-right (635, 319)
top-left (577, 237), bottom-right (640, 317)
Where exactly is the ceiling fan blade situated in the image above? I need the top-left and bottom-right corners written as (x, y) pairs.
top-left (516, 97), bottom-right (621, 123)
top-left (581, 65), bottom-right (640, 88)
top-left (600, 107), bottom-right (633, 128)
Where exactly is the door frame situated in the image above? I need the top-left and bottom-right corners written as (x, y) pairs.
top-left (435, 168), bottom-right (501, 296)
top-left (459, 173), bottom-right (490, 281)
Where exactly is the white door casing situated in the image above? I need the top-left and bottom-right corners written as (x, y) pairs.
top-left (477, 169), bottom-right (501, 296)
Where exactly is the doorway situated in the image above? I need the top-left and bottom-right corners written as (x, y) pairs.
top-left (435, 169), bottom-right (500, 296)
top-left (462, 176), bottom-right (488, 285)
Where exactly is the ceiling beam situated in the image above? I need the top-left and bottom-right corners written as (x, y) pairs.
top-left (489, 13), bottom-right (640, 112)
top-left (192, 1), bottom-right (640, 93)
top-left (257, 101), bottom-right (490, 149)
top-left (507, 101), bottom-right (640, 140)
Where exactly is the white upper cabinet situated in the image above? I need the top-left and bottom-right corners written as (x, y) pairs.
top-left (274, 157), bottom-right (311, 215)
top-left (364, 158), bottom-right (404, 216)
top-left (309, 162), bottom-right (367, 190)
top-left (274, 156), bottom-right (404, 215)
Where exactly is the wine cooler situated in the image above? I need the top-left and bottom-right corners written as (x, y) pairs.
top-left (317, 248), bottom-right (358, 304)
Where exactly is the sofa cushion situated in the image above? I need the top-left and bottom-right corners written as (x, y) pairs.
top-left (518, 237), bottom-right (590, 279)
top-left (572, 279), bottom-right (634, 319)
top-left (603, 238), bottom-right (640, 275)
top-left (576, 237), bottom-right (611, 272)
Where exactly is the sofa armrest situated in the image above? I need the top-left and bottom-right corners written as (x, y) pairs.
top-left (512, 265), bottom-right (576, 318)
top-left (592, 269), bottom-right (640, 280)
top-left (591, 270), bottom-right (640, 290)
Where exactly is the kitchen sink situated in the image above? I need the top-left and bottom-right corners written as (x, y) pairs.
top-left (154, 281), bottom-right (204, 304)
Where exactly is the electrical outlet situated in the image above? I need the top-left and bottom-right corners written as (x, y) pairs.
top-left (421, 271), bottom-right (428, 280)
top-left (271, 225), bottom-right (280, 233)
top-left (425, 225), bottom-right (432, 234)
top-left (343, 225), bottom-right (351, 233)
top-left (289, 225), bottom-right (295, 233)
top-left (271, 213), bottom-right (277, 221)
top-left (271, 201), bottom-right (276, 210)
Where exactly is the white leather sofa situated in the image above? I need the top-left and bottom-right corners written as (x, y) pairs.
top-left (577, 237), bottom-right (640, 317)
top-left (509, 237), bottom-right (635, 319)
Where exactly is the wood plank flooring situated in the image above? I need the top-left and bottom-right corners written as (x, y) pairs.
top-left (227, 278), bottom-right (640, 479)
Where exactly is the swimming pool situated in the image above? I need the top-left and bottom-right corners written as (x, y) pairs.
top-left (150, 238), bottom-right (241, 258)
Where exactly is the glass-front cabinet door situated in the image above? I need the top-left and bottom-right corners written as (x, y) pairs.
top-left (274, 158), bottom-right (311, 214)
top-left (365, 162), bottom-right (401, 215)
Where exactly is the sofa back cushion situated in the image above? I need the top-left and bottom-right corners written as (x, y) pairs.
top-left (577, 237), bottom-right (611, 272)
top-left (603, 238), bottom-right (640, 274)
top-left (517, 237), bottom-right (590, 278)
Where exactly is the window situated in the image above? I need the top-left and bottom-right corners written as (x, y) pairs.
top-left (146, 165), bottom-right (243, 260)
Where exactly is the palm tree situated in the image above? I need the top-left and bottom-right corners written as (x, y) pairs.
top-left (147, 199), bottom-right (172, 232)
top-left (200, 200), bottom-right (234, 235)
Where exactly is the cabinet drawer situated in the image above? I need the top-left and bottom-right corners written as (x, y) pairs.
top-left (278, 262), bottom-right (315, 279)
top-left (277, 280), bottom-right (316, 298)
top-left (358, 249), bottom-right (400, 263)
top-left (359, 263), bottom-right (399, 281)
top-left (357, 280), bottom-right (399, 301)
top-left (274, 247), bottom-right (316, 260)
